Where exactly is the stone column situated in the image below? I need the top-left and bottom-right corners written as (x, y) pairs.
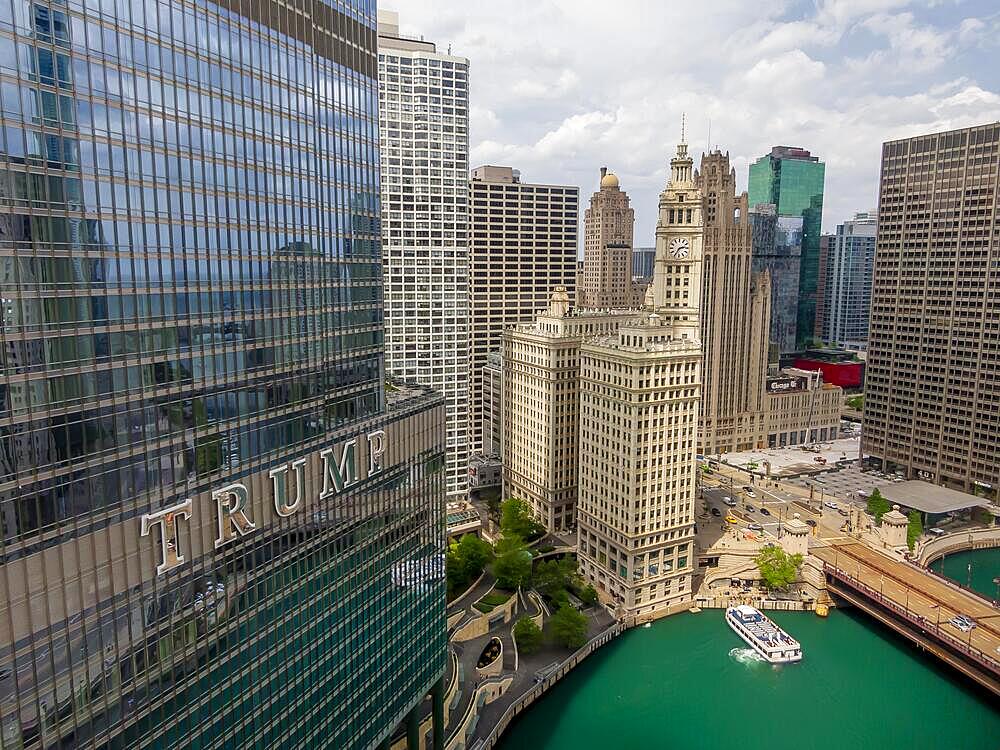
top-left (432, 677), bottom-right (445, 750)
top-left (881, 505), bottom-right (908, 548)
top-left (780, 514), bottom-right (809, 557)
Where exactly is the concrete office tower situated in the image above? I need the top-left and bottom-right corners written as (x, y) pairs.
top-left (818, 212), bottom-right (877, 348)
top-left (580, 168), bottom-right (636, 307)
top-left (468, 166), bottom-right (579, 454)
top-left (0, 3), bottom-right (447, 748)
top-left (697, 151), bottom-right (771, 454)
top-left (749, 146), bottom-right (826, 350)
top-left (503, 292), bottom-right (644, 531)
top-left (751, 203), bottom-right (801, 357)
top-left (577, 139), bottom-right (703, 619)
top-left (379, 11), bottom-right (471, 497)
top-left (865, 124), bottom-right (1000, 498)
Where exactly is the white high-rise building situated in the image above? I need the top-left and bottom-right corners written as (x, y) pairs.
top-left (378, 11), bottom-right (470, 496)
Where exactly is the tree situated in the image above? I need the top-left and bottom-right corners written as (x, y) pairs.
top-left (550, 604), bottom-right (588, 649)
top-left (492, 534), bottom-right (532, 590)
top-left (867, 489), bottom-right (891, 525)
top-left (754, 546), bottom-right (804, 590)
top-left (455, 534), bottom-right (493, 580)
top-left (513, 616), bottom-right (543, 655)
top-left (501, 497), bottom-right (545, 541)
top-left (907, 511), bottom-right (923, 550)
top-left (579, 584), bottom-right (598, 607)
top-left (534, 557), bottom-right (578, 599)
top-left (445, 534), bottom-right (494, 598)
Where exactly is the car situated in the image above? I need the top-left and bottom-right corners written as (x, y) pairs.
top-left (759, 507), bottom-right (771, 516)
top-left (814, 456), bottom-right (827, 464)
top-left (725, 515), bottom-right (739, 524)
top-left (927, 528), bottom-right (946, 537)
top-left (824, 501), bottom-right (839, 510)
top-left (837, 508), bottom-right (849, 517)
top-left (746, 523), bottom-right (764, 532)
top-left (723, 496), bottom-right (737, 506)
top-left (950, 615), bottom-right (977, 633)
top-left (711, 507), bottom-right (721, 517)
top-left (742, 485), bottom-right (753, 491)
top-left (857, 490), bottom-right (869, 498)
top-left (745, 504), bottom-right (756, 513)
top-left (805, 519), bottom-right (817, 528)
top-left (745, 490), bottom-right (757, 499)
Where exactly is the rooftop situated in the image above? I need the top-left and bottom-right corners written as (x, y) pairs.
top-left (879, 480), bottom-right (987, 514)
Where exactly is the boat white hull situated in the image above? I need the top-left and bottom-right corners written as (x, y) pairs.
top-left (726, 609), bottom-right (802, 664)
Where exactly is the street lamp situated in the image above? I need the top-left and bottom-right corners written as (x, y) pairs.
top-left (993, 576), bottom-right (1000, 601)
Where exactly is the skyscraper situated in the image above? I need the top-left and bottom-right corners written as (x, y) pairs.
top-left (748, 146), bottom-right (826, 350)
top-left (864, 123), bottom-right (1000, 498)
top-left (0, 2), bottom-right (447, 748)
top-left (577, 138), bottom-right (702, 619)
top-left (468, 165), bottom-right (578, 455)
top-left (697, 151), bottom-right (771, 454)
top-left (579, 168), bottom-right (636, 308)
top-left (378, 11), bottom-right (470, 497)
top-left (818, 211), bottom-right (877, 347)
top-left (751, 202), bottom-right (802, 355)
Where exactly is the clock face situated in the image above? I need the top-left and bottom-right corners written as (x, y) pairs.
top-left (668, 237), bottom-right (690, 259)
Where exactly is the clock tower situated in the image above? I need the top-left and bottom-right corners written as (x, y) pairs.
top-left (650, 132), bottom-right (704, 341)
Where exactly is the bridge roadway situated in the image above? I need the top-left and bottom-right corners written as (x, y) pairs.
top-left (814, 542), bottom-right (1000, 695)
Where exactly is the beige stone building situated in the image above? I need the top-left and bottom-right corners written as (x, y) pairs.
top-left (576, 139), bottom-right (703, 618)
top-left (502, 290), bottom-right (644, 531)
top-left (579, 169), bottom-right (637, 308)
top-left (764, 369), bottom-right (843, 447)
top-left (697, 151), bottom-right (772, 454)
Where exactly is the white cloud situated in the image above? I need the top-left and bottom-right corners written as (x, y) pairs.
top-left (391, 0), bottom-right (1000, 241)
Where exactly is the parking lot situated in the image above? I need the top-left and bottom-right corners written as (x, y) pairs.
top-left (786, 463), bottom-right (901, 504)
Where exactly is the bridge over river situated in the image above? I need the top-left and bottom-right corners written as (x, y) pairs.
top-left (814, 542), bottom-right (1000, 696)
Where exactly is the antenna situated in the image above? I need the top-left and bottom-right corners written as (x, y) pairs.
top-left (681, 113), bottom-right (686, 144)
top-left (707, 118), bottom-right (712, 155)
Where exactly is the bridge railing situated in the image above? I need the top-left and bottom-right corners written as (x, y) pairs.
top-left (824, 564), bottom-right (1000, 676)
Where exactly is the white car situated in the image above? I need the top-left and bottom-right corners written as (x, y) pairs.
top-left (824, 501), bottom-right (839, 510)
top-left (744, 490), bottom-right (757, 499)
top-left (723, 496), bottom-right (737, 506)
top-left (950, 615), bottom-right (976, 633)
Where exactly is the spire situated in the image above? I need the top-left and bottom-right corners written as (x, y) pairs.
top-left (670, 117), bottom-right (693, 185)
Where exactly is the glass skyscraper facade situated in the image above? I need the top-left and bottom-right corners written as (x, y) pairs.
top-left (748, 146), bottom-right (825, 350)
top-left (0, 0), bottom-right (446, 747)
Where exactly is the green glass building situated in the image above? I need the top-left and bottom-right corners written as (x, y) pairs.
top-left (0, 0), bottom-right (447, 748)
top-left (748, 146), bottom-right (825, 350)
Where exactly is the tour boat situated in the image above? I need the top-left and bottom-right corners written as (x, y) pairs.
top-left (725, 605), bottom-right (802, 664)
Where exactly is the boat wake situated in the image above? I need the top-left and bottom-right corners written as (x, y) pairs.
top-left (729, 647), bottom-right (766, 666)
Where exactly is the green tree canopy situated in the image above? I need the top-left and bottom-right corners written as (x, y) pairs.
top-left (907, 511), bottom-right (923, 550)
top-left (455, 533), bottom-right (493, 579)
top-left (867, 489), bottom-right (891, 525)
top-left (550, 604), bottom-right (588, 649)
top-left (513, 616), bottom-right (543, 655)
top-left (579, 584), bottom-right (599, 606)
top-left (492, 534), bottom-right (532, 590)
top-left (501, 497), bottom-right (545, 541)
top-left (533, 557), bottom-right (578, 599)
top-left (754, 546), bottom-right (804, 590)
top-left (445, 533), bottom-right (494, 598)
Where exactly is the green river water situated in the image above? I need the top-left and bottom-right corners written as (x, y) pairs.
top-left (498, 549), bottom-right (1000, 750)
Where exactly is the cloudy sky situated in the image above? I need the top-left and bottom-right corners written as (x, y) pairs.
top-left (392, 0), bottom-right (1000, 243)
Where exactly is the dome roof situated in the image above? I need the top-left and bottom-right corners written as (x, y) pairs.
top-left (600, 171), bottom-right (620, 188)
